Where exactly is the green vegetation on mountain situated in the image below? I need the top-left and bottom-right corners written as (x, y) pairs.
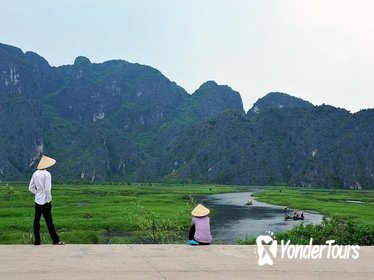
top-left (0, 43), bottom-right (373, 188)
top-left (161, 108), bottom-right (374, 188)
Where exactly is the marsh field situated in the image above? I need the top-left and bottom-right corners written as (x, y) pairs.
top-left (0, 183), bottom-right (239, 244)
top-left (0, 183), bottom-right (373, 245)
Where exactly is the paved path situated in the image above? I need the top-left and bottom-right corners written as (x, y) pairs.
top-left (0, 245), bottom-right (373, 279)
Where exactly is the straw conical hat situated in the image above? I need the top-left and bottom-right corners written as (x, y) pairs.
top-left (191, 204), bottom-right (210, 217)
top-left (37, 155), bottom-right (56, 170)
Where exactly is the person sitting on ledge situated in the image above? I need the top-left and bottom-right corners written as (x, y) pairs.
top-left (188, 204), bottom-right (212, 246)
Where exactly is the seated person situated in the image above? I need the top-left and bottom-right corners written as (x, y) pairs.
top-left (284, 207), bottom-right (289, 218)
top-left (188, 204), bottom-right (212, 245)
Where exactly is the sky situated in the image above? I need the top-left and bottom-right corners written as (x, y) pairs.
top-left (1, 0), bottom-right (373, 112)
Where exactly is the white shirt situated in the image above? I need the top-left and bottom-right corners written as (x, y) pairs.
top-left (28, 170), bottom-right (53, 205)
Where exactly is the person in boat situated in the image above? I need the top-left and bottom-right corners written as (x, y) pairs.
top-left (246, 198), bottom-right (253, 205)
top-left (284, 207), bottom-right (290, 218)
top-left (301, 211), bottom-right (304, 219)
top-left (188, 204), bottom-right (212, 246)
top-left (292, 211), bottom-right (297, 219)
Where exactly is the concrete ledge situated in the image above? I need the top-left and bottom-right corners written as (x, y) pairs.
top-left (0, 245), bottom-right (373, 279)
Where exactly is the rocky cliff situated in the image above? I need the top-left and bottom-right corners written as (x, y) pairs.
top-left (0, 43), bottom-right (373, 188)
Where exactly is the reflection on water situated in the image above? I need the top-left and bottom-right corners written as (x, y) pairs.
top-left (196, 191), bottom-right (323, 244)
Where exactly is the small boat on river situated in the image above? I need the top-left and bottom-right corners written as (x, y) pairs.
top-left (245, 199), bottom-right (253, 206)
top-left (284, 207), bottom-right (304, 220)
top-left (284, 215), bottom-right (304, 221)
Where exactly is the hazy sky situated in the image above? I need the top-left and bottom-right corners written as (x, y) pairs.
top-left (1, 0), bottom-right (373, 112)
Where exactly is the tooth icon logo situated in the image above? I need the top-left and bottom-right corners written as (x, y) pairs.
top-left (256, 235), bottom-right (278, 266)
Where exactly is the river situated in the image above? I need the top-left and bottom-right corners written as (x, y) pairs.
top-left (196, 190), bottom-right (323, 244)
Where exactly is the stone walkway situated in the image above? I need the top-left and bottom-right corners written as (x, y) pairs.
top-left (0, 245), bottom-right (373, 279)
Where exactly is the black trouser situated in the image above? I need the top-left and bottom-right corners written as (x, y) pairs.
top-left (188, 225), bottom-right (210, 245)
top-left (33, 202), bottom-right (59, 244)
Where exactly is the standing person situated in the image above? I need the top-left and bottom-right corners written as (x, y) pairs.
top-left (28, 155), bottom-right (64, 245)
top-left (188, 204), bottom-right (212, 245)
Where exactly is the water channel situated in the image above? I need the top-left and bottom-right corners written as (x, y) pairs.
top-left (196, 190), bottom-right (323, 244)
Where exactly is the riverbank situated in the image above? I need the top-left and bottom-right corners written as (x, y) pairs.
top-left (1, 245), bottom-right (373, 280)
top-left (253, 187), bottom-right (374, 226)
top-left (241, 187), bottom-right (374, 245)
top-left (196, 191), bottom-right (322, 243)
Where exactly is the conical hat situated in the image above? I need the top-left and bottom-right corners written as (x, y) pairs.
top-left (191, 204), bottom-right (210, 217)
top-left (37, 155), bottom-right (56, 170)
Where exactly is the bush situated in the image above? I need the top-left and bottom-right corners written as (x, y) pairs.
top-left (276, 217), bottom-right (374, 245)
top-left (2, 184), bottom-right (15, 195)
top-left (124, 202), bottom-right (188, 244)
top-left (237, 216), bottom-right (374, 245)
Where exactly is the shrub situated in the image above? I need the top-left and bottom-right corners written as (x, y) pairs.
top-left (237, 216), bottom-right (374, 245)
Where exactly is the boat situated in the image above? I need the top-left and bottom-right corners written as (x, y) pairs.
top-left (284, 215), bottom-right (304, 221)
top-left (245, 199), bottom-right (253, 206)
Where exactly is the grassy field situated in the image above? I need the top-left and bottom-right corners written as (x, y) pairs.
top-left (0, 183), bottom-right (239, 244)
top-left (2, 184), bottom-right (373, 245)
top-left (253, 187), bottom-right (374, 226)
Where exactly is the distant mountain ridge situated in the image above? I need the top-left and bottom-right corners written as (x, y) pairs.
top-left (0, 43), bottom-right (373, 189)
top-left (161, 107), bottom-right (373, 188)
top-left (247, 92), bottom-right (313, 117)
